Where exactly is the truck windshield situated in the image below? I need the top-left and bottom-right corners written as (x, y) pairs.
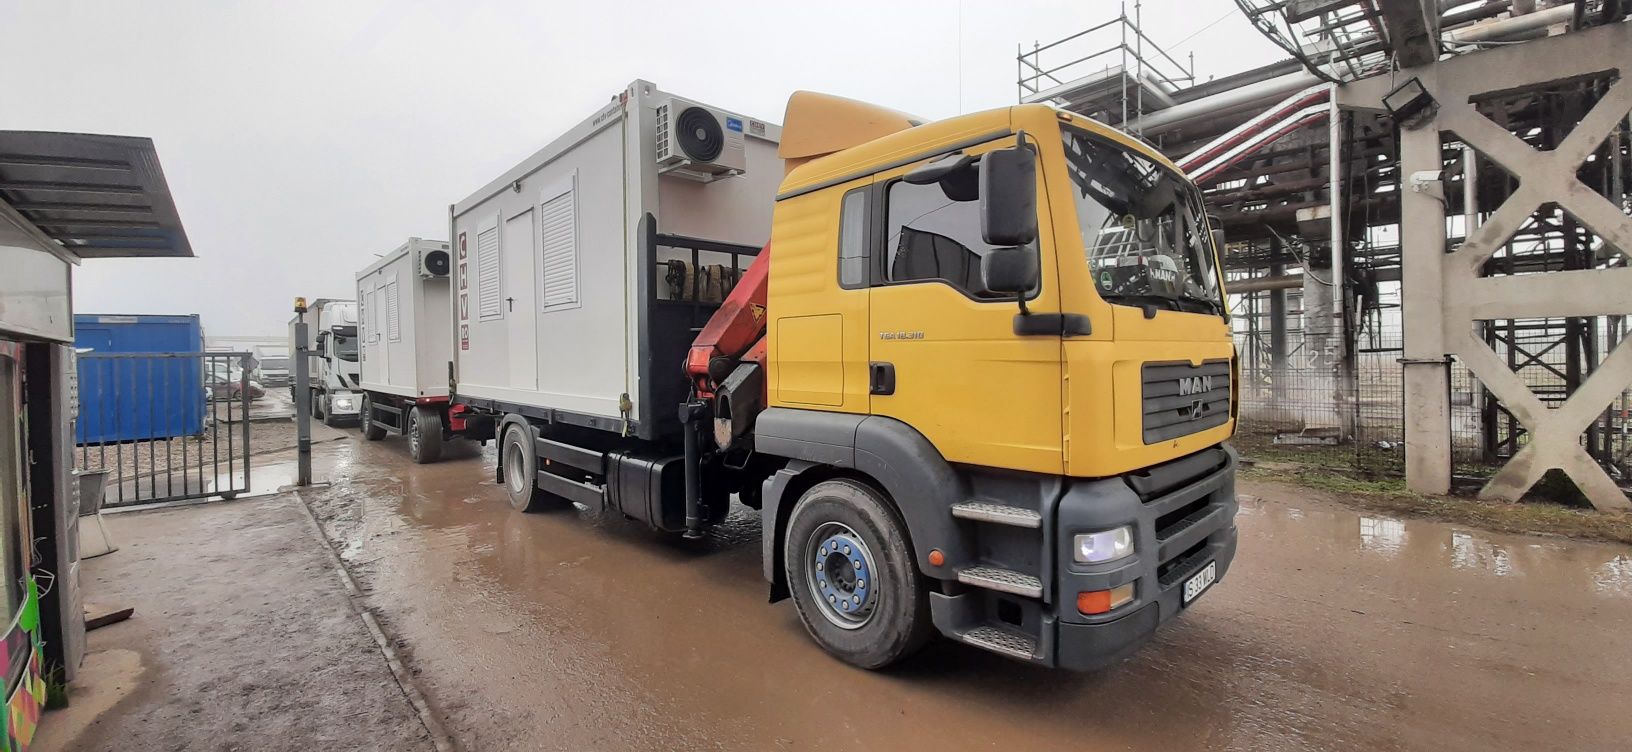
top-left (334, 334), bottom-right (358, 362)
top-left (1061, 124), bottom-right (1222, 314)
top-left (261, 357), bottom-right (289, 371)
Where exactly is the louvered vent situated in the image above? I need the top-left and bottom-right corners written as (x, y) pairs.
top-left (385, 278), bottom-right (401, 341)
top-left (476, 225), bottom-right (502, 320)
top-left (539, 183), bottom-right (578, 309)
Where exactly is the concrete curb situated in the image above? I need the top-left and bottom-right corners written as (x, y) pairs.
top-left (292, 488), bottom-right (460, 752)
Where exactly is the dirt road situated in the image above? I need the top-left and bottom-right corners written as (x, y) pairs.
top-left (298, 436), bottom-right (1632, 751)
top-left (48, 491), bottom-right (434, 752)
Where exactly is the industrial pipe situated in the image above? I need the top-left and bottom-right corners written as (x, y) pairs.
top-left (1229, 274), bottom-right (1305, 293)
top-left (1133, 2), bottom-right (1576, 136)
top-left (1444, 3), bottom-right (1572, 44)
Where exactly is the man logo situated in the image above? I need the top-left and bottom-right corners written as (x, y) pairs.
top-left (1178, 374), bottom-right (1214, 396)
top-left (1187, 398), bottom-right (1205, 419)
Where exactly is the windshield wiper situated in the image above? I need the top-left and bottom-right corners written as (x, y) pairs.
top-left (1104, 292), bottom-right (1219, 315)
top-left (1102, 292), bottom-right (1184, 312)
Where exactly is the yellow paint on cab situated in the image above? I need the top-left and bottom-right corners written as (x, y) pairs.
top-left (768, 102), bottom-right (1235, 479)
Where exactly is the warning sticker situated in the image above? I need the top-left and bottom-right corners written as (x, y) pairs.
top-left (460, 324), bottom-right (469, 351)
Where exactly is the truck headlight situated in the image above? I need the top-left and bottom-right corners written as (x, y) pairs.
top-left (1073, 526), bottom-right (1133, 564)
top-left (331, 396), bottom-right (356, 411)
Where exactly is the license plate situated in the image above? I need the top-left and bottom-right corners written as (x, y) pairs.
top-left (1182, 561), bottom-right (1217, 605)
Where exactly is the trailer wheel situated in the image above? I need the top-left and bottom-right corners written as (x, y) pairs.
top-left (359, 394), bottom-right (386, 441)
top-left (408, 407), bottom-right (444, 464)
top-left (500, 424), bottom-right (556, 512)
top-left (784, 479), bottom-right (933, 670)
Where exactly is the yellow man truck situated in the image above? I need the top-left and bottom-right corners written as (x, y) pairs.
top-left (449, 81), bottom-right (1237, 671)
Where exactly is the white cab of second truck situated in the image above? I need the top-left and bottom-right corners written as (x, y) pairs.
top-left (448, 80), bottom-right (782, 436)
top-left (357, 238), bottom-right (452, 399)
top-left (288, 298), bottom-right (361, 425)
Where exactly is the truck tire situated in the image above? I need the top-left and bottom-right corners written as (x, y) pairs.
top-left (359, 393), bottom-right (386, 441)
top-left (408, 406), bottom-right (444, 464)
top-left (312, 390), bottom-right (325, 420)
top-left (784, 478), bottom-right (934, 670)
top-left (500, 423), bottom-right (557, 512)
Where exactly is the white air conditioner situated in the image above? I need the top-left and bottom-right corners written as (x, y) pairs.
top-left (654, 97), bottom-right (748, 182)
top-left (417, 244), bottom-right (451, 278)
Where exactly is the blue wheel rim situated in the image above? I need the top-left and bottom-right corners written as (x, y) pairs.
top-left (806, 522), bottom-right (878, 629)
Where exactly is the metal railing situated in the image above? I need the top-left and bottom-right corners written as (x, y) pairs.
top-left (73, 351), bottom-right (254, 506)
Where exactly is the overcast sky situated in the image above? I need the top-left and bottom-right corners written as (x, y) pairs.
top-left (2, 1), bottom-right (1281, 337)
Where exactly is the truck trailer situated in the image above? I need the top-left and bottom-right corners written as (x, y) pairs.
top-left (448, 80), bottom-right (1239, 671)
top-left (288, 298), bottom-right (361, 426)
top-left (355, 238), bottom-right (488, 462)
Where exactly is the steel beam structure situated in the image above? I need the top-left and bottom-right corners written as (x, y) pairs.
top-left (1341, 21), bottom-right (1632, 510)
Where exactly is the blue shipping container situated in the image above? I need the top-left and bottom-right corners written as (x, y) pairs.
top-left (74, 314), bottom-right (206, 445)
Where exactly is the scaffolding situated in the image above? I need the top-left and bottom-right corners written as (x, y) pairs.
top-left (1016, 2), bottom-right (1195, 134)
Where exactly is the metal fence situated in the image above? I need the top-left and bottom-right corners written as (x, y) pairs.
top-left (72, 351), bottom-right (254, 506)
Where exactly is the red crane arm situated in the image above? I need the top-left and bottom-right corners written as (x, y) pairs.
top-left (685, 244), bottom-right (770, 399)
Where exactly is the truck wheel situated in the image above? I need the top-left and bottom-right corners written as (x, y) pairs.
top-left (784, 479), bottom-right (933, 670)
top-left (359, 394), bottom-right (386, 441)
top-left (312, 391), bottom-right (325, 419)
top-left (408, 407), bottom-right (444, 464)
top-left (500, 424), bottom-right (556, 512)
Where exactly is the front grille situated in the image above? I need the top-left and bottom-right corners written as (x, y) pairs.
top-left (1157, 540), bottom-right (1212, 588)
top-left (1141, 360), bottom-right (1231, 444)
top-left (1154, 496), bottom-right (1211, 541)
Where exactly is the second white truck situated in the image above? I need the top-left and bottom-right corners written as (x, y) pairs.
top-left (356, 238), bottom-right (491, 461)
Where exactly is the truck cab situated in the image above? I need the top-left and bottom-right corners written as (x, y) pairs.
top-left (753, 102), bottom-right (1237, 670)
top-left (290, 299), bottom-right (362, 425)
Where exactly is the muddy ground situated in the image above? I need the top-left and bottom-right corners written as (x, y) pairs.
top-left (42, 493), bottom-right (433, 752)
top-left (281, 435), bottom-right (1632, 752)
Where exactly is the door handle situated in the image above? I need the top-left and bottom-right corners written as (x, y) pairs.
top-left (869, 362), bottom-right (896, 395)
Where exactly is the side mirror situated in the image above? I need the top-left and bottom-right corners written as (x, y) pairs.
top-left (1211, 228), bottom-right (1226, 254)
top-left (315, 332), bottom-right (327, 355)
top-left (980, 145), bottom-right (1038, 247)
top-left (981, 246), bottom-right (1039, 295)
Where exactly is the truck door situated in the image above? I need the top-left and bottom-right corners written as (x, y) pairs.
top-left (867, 138), bottom-right (1065, 476)
top-left (503, 209), bottom-right (538, 391)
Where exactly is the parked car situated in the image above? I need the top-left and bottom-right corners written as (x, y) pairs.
top-left (205, 365), bottom-right (264, 402)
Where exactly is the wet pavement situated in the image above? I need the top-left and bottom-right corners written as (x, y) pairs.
top-left (305, 436), bottom-right (1632, 752)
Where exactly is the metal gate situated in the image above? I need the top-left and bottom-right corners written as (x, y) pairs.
top-left (72, 351), bottom-right (254, 507)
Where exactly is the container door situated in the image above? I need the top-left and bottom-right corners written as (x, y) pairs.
top-left (503, 209), bottom-right (538, 391)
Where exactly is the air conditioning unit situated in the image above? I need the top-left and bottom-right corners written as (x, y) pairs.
top-left (655, 97), bottom-right (748, 182)
top-left (418, 244), bottom-right (451, 278)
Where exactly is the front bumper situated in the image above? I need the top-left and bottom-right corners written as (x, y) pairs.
top-left (1057, 523), bottom-right (1237, 670)
top-left (929, 444), bottom-right (1239, 670)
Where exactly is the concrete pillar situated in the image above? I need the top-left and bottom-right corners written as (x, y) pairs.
top-left (1399, 125), bottom-right (1453, 494)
